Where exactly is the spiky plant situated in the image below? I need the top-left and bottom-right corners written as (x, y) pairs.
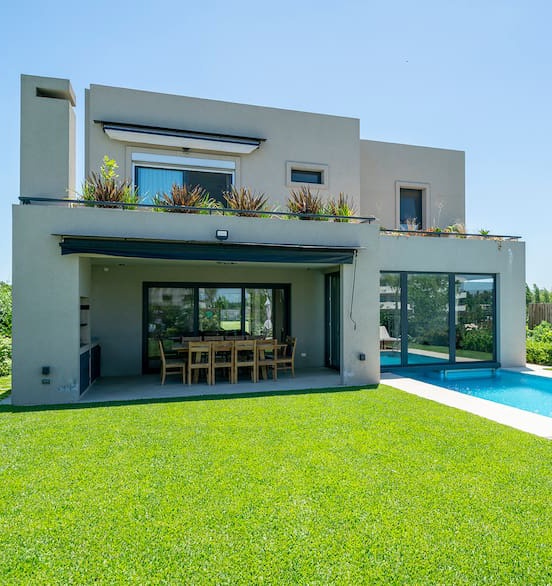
top-left (154, 184), bottom-right (218, 213)
top-left (325, 193), bottom-right (357, 222)
top-left (445, 222), bottom-right (466, 234)
top-left (81, 156), bottom-right (139, 208)
top-left (223, 186), bottom-right (270, 217)
top-left (287, 186), bottom-right (325, 219)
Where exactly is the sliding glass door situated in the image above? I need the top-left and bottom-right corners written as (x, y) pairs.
top-left (143, 283), bottom-right (290, 372)
top-left (380, 272), bottom-right (496, 369)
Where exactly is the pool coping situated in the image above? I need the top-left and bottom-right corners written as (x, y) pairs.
top-left (382, 366), bottom-right (552, 439)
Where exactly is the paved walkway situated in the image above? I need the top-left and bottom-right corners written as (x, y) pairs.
top-left (382, 367), bottom-right (552, 439)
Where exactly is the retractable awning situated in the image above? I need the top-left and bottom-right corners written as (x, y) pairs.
top-left (96, 121), bottom-right (265, 154)
top-left (59, 236), bottom-right (357, 264)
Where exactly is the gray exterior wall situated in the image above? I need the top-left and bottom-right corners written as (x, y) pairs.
top-left (12, 204), bottom-right (380, 405)
top-left (360, 140), bottom-right (465, 229)
top-left (20, 75), bottom-right (76, 199)
top-left (91, 263), bottom-right (324, 377)
top-left (86, 84), bottom-right (361, 209)
top-left (13, 76), bottom-right (526, 406)
top-left (380, 235), bottom-right (526, 367)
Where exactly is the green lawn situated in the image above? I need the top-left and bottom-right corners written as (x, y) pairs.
top-left (409, 343), bottom-right (492, 360)
top-left (0, 375), bottom-right (10, 399)
top-left (1, 386), bottom-right (552, 584)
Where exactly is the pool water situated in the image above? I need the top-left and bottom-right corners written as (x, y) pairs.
top-left (410, 369), bottom-right (552, 418)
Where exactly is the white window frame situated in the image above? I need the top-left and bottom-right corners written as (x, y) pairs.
top-left (395, 180), bottom-right (431, 230)
top-left (286, 161), bottom-right (329, 189)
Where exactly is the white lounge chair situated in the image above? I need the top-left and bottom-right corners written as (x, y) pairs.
top-left (380, 326), bottom-right (399, 350)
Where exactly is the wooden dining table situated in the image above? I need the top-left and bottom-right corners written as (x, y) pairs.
top-left (171, 340), bottom-right (289, 384)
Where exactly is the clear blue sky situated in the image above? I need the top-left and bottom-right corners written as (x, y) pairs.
top-left (1, 0), bottom-right (550, 286)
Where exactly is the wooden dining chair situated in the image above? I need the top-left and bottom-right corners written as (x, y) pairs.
top-left (158, 340), bottom-right (186, 385)
top-left (275, 337), bottom-right (297, 377)
top-left (187, 341), bottom-right (212, 385)
top-left (211, 340), bottom-right (234, 384)
top-left (257, 339), bottom-right (277, 381)
top-left (233, 340), bottom-right (257, 384)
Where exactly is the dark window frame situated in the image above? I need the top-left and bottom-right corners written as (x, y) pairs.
top-left (142, 281), bottom-right (291, 373)
top-left (134, 164), bottom-right (234, 205)
top-left (290, 168), bottom-right (324, 185)
top-left (380, 271), bottom-right (498, 371)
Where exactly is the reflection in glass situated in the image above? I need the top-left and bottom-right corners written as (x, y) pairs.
top-left (245, 289), bottom-right (273, 338)
top-left (147, 287), bottom-right (195, 367)
top-left (380, 273), bottom-right (401, 367)
top-left (455, 275), bottom-right (495, 362)
top-left (407, 274), bottom-right (449, 364)
top-left (199, 288), bottom-right (242, 333)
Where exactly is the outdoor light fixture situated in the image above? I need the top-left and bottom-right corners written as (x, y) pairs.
top-left (216, 229), bottom-right (229, 241)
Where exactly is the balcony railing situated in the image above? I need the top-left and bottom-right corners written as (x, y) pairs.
top-left (18, 196), bottom-right (377, 224)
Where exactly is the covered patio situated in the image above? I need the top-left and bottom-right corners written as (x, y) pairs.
top-left (80, 367), bottom-right (343, 403)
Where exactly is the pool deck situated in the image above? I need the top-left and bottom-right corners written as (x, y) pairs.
top-left (383, 364), bottom-right (552, 439)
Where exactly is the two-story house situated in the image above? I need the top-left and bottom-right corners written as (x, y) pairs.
top-left (12, 74), bottom-right (525, 405)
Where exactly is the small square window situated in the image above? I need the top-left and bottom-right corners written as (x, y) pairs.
top-left (290, 169), bottom-right (323, 184)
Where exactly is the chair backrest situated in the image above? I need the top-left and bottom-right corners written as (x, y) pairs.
top-left (188, 341), bottom-right (212, 365)
top-left (158, 340), bottom-right (166, 365)
top-left (234, 339), bottom-right (256, 362)
top-left (379, 326), bottom-right (390, 340)
top-left (257, 339), bottom-right (276, 361)
top-left (287, 337), bottom-right (297, 359)
top-left (212, 340), bottom-right (234, 353)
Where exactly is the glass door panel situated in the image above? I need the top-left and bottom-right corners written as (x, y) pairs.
top-left (325, 272), bottom-right (340, 370)
top-left (407, 274), bottom-right (449, 364)
top-left (380, 273), bottom-right (401, 367)
top-left (146, 287), bottom-right (195, 370)
top-left (455, 275), bottom-right (495, 362)
top-left (199, 288), bottom-right (242, 334)
top-left (245, 288), bottom-right (273, 338)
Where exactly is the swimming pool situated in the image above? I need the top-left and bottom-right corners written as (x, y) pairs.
top-left (409, 369), bottom-right (552, 418)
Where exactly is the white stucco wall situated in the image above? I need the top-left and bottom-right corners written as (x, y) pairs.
top-left (360, 140), bottom-right (465, 229)
top-left (85, 85), bottom-right (361, 209)
top-left (380, 235), bottom-right (526, 367)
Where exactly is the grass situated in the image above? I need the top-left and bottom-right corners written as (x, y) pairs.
top-left (0, 375), bottom-right (10, 399)
top-left (1, 386), bottom-right (552, 584)
top-left (409, 343), bottom-right (493, 360)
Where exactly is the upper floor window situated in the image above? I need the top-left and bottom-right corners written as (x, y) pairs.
top-left (132, 152), bottom-right (236, 205)
top-left (290, 169), bottom-right (323, 184)
top-left (400, 188), bottom-right (423, 230)
top-left (286, 161), bottom-right (329, 189)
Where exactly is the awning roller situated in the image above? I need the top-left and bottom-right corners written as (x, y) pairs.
top-left (59, 237), bottom-right (356, 264)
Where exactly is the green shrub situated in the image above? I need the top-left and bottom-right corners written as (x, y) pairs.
top-left (527, 320), bottom-right (552, 343)
top-left (459, 327), bottom-right (493, 353)
top-left (526, 321), bottom-right (552, 365)
top-left (526, 339), bottom-right (552, 365)
top-left (0, 336), bottom-right (11, 376)
top-left (0, 282), bottom-right (11, 337)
